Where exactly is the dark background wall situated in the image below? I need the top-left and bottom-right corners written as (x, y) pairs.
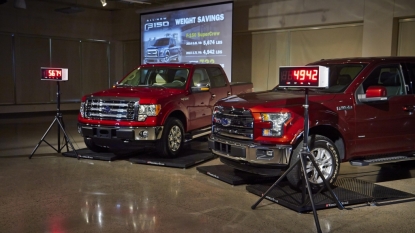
top-left (0, 0), bottom-right (414, 113)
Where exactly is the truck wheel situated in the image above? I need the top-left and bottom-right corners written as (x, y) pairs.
top-left (156, 117), bottom-right (184, 157)
top-left (84, 138), bottom-right (109, 153)
top-left (286, 135), bottom-right (340, 191)
top-left (164, 53), bottom-right (170, 62)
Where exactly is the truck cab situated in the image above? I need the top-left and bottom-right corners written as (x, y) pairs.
top-left (144, 36), bottom-right (182, 63)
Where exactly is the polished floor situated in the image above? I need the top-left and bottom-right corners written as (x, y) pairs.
top-left (1, 111), bottom-right (415, 233)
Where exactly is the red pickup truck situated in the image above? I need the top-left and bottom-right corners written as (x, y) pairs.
top-left (208, 57), bottom-right (415, 189)
top-left (78, 63), bottom-right (252, 157)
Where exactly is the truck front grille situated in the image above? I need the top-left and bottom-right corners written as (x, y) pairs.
top-left (84, 98), bottom-right (138, 120)
top-left (146, 49), bottom-right (158, 57)
top-left (212, 106), bottom-right (253, 140)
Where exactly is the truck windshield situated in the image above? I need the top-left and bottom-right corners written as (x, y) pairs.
top-left (273, 64), bottom-right (366, 93)
top-left (153, 38), bottom-right (170, 46)
top-left (117, 67), bottom-right (189, 89)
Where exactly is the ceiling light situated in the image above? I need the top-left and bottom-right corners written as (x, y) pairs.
top-left (100, 0), bottom-right (107, 7)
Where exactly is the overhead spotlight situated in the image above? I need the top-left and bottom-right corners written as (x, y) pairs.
top-left (100, 0), bottom-right (107, 7)
top-left (14, 0), bottom-right (26, 9)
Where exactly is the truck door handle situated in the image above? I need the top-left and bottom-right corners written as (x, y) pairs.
top-left (227, 91), bottom-right (231, 96)
top-left (211, 94), bottom-right (216, 99)
top-left (403, 105), bottom-right (415, 112)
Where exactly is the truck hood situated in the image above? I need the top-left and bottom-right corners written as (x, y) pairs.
top-left (86, 86), bottom-right (184, 102)
top-left (147, 45), bottom-right (167, 49)
top-left (218, 90), bottom-right (336, 109)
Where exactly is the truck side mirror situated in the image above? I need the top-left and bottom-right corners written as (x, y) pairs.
top-left (191, 86), bottom-right (210, 93)
top-left (358, 86), bottom-right (388, 102)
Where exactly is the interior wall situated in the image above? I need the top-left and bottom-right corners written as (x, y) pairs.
top-left (290, 25), bottom-right (363, 65)
top-left (0, 1), bottom-right (113, 113)
top-left (123, 41), bottom-right (142, 75)
top-left (0, 0), bottom-right (415, 112)
top-left (0, 34), bottom-right (14, 105)
top-left (398, 19), bottom-right (415, 56)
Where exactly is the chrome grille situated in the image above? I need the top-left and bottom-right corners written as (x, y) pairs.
top-left (84, 98), bottom-right (138, 120)
top-left (146, 49), bottom-right (158, 57)
top-left (212, 106), bottom-right (253, 140)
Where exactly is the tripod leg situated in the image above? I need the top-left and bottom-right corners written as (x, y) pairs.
top-left (29, 117), bottom-right (58, 159)
top-left (59, 116), bottom-right (70, 152)
top-left (56, 117), bottom-right (80, 160)
top-left (307, 153), bottom-right (344, 210)
top-left (299, 152), bottom-right (322, 233)
top-left (251, 159), bottom-right (300, 209)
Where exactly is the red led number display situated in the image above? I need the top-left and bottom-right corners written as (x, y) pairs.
top-left (48, 69), bottom-right (62, 77)
top-left (293, 69), bottom-right (318, 81)
top-left (279, 67), bottom-right (320, 87)
top-left (41, 67), bottom-right (68, 81)
top-left (43, 69), bottom-right (63, 80)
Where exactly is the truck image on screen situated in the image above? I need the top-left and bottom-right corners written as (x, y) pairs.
top-left (144, 34), bottom-right (182, 63)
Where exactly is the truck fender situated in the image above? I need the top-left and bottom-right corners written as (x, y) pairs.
top-left (158, 101), bottom-right (189, 131)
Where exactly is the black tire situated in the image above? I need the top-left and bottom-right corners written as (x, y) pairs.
top-left (286, 135), bottom-right (340, 191)
top-left (156, 117), bottom-right (184, 157)
top-left (84, 138), bottom-right (109, 153)
top-left (164, 52), bottom-right (170, 62)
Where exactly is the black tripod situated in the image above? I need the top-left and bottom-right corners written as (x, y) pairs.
top-left (29, 82), bottom-right (79, 159)
top-left (251, 88), bottom-right (343, 233)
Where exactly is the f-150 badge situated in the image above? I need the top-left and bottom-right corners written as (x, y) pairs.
top-left (336, 105), bottom-right (353, 111)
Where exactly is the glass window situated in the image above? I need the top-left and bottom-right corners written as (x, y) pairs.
top-left (206, 67), bottom-right (228, 88)
top-left (118, 67), bottom-right (189, 89)
top-left (192, 68), bottom-right (210, 87)
top-left (361, 64), bottom-right (406, 97)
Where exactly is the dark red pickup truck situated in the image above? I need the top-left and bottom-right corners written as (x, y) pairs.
top-left (78, 63), bottom-right (252, 157)
top-left (209, 57), bottom-right (415, 189)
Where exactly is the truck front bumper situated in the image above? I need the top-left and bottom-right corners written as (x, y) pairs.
top-left (78, 123), bottom-right (163, 141)
top-left (208, 135), bottom-right (292, 166)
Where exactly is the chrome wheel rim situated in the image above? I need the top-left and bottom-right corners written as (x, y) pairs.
top-left (168, 125), bottom-right (182, 152)
top-left (305, 147), bottom-right (333, 184)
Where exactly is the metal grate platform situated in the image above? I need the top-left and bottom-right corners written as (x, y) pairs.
top-left (129, 151), bottom-right (215, 169)
top-left (247, 178), bottom-right (415, 212)
top-left (62, 148), bottom-right (118, 161)
top-left (63, 147), bottom-right (215, 169)
top-left (197, 165), bottom-right (278, 185)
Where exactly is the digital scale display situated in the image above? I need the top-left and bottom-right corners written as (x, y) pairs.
top-left (41, 67), bottom-right (68, 81)
top-left (279, 66), bottom-right (329, 88)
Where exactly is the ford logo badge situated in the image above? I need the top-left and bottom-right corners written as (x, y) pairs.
top-left (103, 105), bottom-right (111, 113)
top-left (222, 118), bottom-right (231, 127)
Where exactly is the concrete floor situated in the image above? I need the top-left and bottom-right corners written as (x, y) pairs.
top-left (1, 111), bottom-right (415, 233)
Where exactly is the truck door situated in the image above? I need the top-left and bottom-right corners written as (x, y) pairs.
top-left (404, 62), bottom-right (415, 150)
top-left (206, 67), bottom-right (232, 107)
top-left (188, 68), bottom-right (212, 130)
top-left (354, 63), bottom-right (414, 156)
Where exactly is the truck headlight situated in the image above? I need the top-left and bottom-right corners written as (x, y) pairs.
top-left (80, 102), bottom-right (85, 118)
top-left (261, 112), bottom-right (291, 137)
top-left (137, 104), bottom-right (161, 121)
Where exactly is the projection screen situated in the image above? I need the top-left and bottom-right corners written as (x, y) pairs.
top-left (141, 2), bottom-right (233, 80)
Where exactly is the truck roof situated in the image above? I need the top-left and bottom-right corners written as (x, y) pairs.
top-left (139, 63), bottom-right (223, 69)
top-left (308, 56), bottom-right (415, 65)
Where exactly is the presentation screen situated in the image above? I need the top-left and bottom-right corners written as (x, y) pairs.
top-left (141, 2), bottom-right (233, 80)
